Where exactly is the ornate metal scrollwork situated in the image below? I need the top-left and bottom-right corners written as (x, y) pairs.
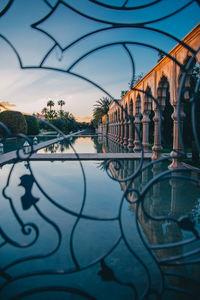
top-left (0, 1), bottom-right (200, 299)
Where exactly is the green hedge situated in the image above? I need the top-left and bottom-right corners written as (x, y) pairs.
top-left (24, 115), bottom-right (39, 135)
top-left (0, 110), bottom-right (27, 136)
top-left (50, 118), bottom-right (65, 132)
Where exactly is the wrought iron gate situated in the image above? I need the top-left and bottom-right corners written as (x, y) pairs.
top-left (0, 1), bottom-right (200, 299)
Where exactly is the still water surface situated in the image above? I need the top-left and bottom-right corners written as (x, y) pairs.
top-left (0, 136), bottom-right (199, 299)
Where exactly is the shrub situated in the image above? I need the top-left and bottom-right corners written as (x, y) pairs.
top-left (38, 119), bottom-right (49, 131)
top-left (0, 110), bottom-right (27, 136)
top-left (50, 118), bottom-right (65, 132)
top-left (24, 115), bottom-right (39, 135)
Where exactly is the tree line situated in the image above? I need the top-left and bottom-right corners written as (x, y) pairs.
top-left (40, 100), bottom-right (86, 133)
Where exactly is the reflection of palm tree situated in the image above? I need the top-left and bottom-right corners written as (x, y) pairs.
top-left (60, 144), bottom-right (65, 152)
top-left (43, 138), bottom-right (76, 153)
top-left (46, 144), bottom-right (57, 153)
top-left (57, 138), bottom-right (76, 152)
top-left (91, 136), bottom-right (103, 153)
top-left (96, 160), bottom-right (108, 171)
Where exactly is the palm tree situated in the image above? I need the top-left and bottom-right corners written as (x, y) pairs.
top-left (41, 107), bottom-right (48, 115)
top-left (93, 107), bottom-right (103, 121)
top-left (93, 97), bottom-right (111, 124)
top-left (94, 97), bottom-right (111, 115)
top-left (58, 100), bottom-right (65, 110)
top-left (47, 100), bottom-right (55, 111)
top-left (47, 110), bottom-right (57, 120)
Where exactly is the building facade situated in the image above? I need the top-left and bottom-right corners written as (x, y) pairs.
top-left (99, 24), bottom-right (200, 168)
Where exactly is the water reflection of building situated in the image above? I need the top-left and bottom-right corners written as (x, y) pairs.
top-left (109, 159), bottom-right (200, 297)
top-left (97, 136), bottom-right (128, 154)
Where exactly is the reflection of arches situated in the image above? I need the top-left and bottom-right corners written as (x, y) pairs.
top-left (158, 75), bottom-right (173, 146)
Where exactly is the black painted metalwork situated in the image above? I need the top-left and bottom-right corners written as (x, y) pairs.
top-left (0, 1), bottom-right (199, 299)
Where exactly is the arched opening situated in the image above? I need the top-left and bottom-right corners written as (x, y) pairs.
top-left (129, 99), bottom-right (133, 117)
top-left (158, 75), bottom-right (173, 147)
top-left (127, 99), bottom-right (134, 148)
top-left (144, 86), bottom-right (154, 145)
top-left (125, 103), bottom-right (128, 118)
top-left (180, 57), bottom-right (200, 154)
top-left (125, 103), bottom-right (129, 143)
top-left (121, 106), bottom-right (123, 121)
top-left (135, 94), bottom-right (142, 140)
top-left (115, 110), bottom-right (117, 122)
top-left (135, 94), bottom-right (141, 115)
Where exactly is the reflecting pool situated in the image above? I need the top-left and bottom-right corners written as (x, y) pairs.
top-left (37, 135), bottom-right (129, 154)
top-left (0, 137), bottom-right (200, 299)
top-left (1, 136), bottom-right (54, 154)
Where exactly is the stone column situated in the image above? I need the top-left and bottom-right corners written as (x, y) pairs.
top-left (134, 115), bottom-right (142, 152)
top-left (128, 119), bottom-right (134, 149)
top-left (123, 119), bottom-right (128, 147)
top-left (105, 118), bottom-right (107, 136)
top-left (142, 111), bottom-right (151, 152)
top-left (120, 120), bottom-right (124, 144)
top-left (113, 122), bottom-right (115, 140)
top-left (168, 104), bottom-right (185, 169)
top-left (116, 121), bottom-right (119, 142)
top-left (108, 122), bottom-right (110, 137)
top-left (152, 109), bottom-right (163, 160)
top-left (111, 122), bottom-right (114, 139)
top-left (113, 121), bottom-right (116, 141)
top-left (116, 121), bottom-right (119, 141)
top-left (119, 120), bottom-right (121, 143)
top-left (115, 121), bottom-right (117, 141)
top-left (110, 122), bottom-right (112, 138)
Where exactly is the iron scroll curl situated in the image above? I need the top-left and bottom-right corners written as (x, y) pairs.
top-left (0, 0), bottom-right (200, 299)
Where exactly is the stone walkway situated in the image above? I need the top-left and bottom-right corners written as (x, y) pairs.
top-left (29, 152), bottom-right (153, 161)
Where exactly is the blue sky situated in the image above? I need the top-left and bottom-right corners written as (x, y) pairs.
top-left (0, 0), bottom-right (199, 121)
